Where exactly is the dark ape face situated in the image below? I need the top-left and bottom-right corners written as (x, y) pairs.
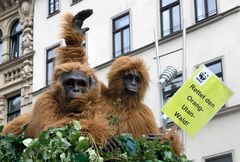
top-left (61, 71), bottom-right (93, 101)
top-left (123, 70), bottom-right (141, 95)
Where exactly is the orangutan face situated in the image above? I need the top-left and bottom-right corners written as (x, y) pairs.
top-left (123, 70), bottom-right (141, 95)
top-left (61, 71), bottom-right (91, 100)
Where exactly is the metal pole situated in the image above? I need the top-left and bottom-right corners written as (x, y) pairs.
top-left (181, 4), bottom-right (187, 83)
top-left (154, 29), bottom-right (166, 131)
top-left (180, 0), bottom-right (187, 154)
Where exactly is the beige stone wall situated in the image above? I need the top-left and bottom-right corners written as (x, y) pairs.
top-left (0, 0), bottom-right (34, 125)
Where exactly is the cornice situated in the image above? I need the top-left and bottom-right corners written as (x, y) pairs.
top-left (0, 0), bottom-right (18, 18)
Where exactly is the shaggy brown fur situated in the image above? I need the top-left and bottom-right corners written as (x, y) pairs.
top-left (3, 63), bottom-right (114, 145)
top-left (2, 12), bottom-right (113, 145)
top-left (30, 63), bottom-right (114, 145)
top-left (55, 13), bottom-right (88, 66)
top-left (160, 127), bottom-right (183, 155)
top-left (99, 56), bottom-right (160, 138)
top-left (2, 113), bottom-right (31, 135)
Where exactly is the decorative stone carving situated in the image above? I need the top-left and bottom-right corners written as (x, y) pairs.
top-left (0, 0), bottom-right (17, 15)
top-left (0, 96), bottom-right (5, 122)
top-left (4, 66), bottom-right (22, 83)
top-left (16, 0), bottom-right (33, 55)
top-left (21, 59), bottom-right (33, 79)
top-left (21, 59), bottom-right (32, 104)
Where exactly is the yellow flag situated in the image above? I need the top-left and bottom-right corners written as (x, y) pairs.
top-left (163, 65), bottom-right (233, 136)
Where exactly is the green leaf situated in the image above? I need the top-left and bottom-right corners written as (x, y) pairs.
top-left (60, 152), bottom-right (66, 160)
top-left (163, 151), bottom-right (173, 160)
top-left (75, 152), bottom-right (89, 162)
top-left (38, 131), bottom-right (49, 145)
top-left (56, 131), bottom-right (63, 138)
top-left (73, 120), bottom-right (81, 130)
top-left (77, 138), bottom-right (89, 151)
top-left (61, 138), bottom-right (71, 148)
top-left (22, 138), bottom-right (33, 147)
top-left (69, 131), bottom-right (80, 143)
top-left (0, 125), bottom-right (4, 133)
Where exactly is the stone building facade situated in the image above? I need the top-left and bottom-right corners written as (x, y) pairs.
top-left (0, 0), bottom-right (34, 124)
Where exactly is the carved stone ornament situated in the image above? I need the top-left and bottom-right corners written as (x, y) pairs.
top-left (16, 0), bottom-right (34, 55)
top-left (21, 59), bottom-right (33, 79)
top-left (0, 96), bottom-right (5, 121)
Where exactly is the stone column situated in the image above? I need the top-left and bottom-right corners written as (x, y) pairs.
top-left (0, 96), bottom-right (6, 124)
top-left (16, 0), bottom-right (34, 55)
top-left (21, 59), bottom-right (33, 105)
top-left (1, 35), bottom-right (10, 63)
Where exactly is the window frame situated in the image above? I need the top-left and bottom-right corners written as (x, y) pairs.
top-left (71, 0), bottom-right (81, 5)
top-left (160, 0), bottom-right (181, 37)
top-left (205, 59), bottom-right (223, 81)
top-left (7, 95), bottom-right (21, 122)
top-left (46, 44), bottom-right (59, 85)
top-left (162, 73), bottom-right (183, 104)
top-left (0, 30), bottom-right (3, 64)
top-left (48, 0), bottom-right (60, 17)
top-left (196, 59), bottom-right (223, 81)
top-left (194, 0), bottom-right (218, 22)
top-left (162, 73), bottom-right (183, 125)
top-left (112, 12), bottom-right (131, 58)
top-left (205, 153), bottom-right (233, 162)
top-left (9, 20), bottom-right (22, 60)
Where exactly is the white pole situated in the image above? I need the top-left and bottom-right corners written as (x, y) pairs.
top-left (154, 29), bottom-right (166, 131)
top-left (180, 0), bottom-right (187, 154)
top-left (154, 30), bottom-right (161, 79)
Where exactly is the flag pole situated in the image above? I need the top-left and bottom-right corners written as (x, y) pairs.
top-left (154, 29), bottom-right (166, 131)
top-left (180, 0), bottom-right (187, 154)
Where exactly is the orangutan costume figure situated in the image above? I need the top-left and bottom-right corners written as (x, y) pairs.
top-left (99, 56), bottom-right (160, 137)
top-left (99, 56), bottom-right (183, 154)
top-left (3, 9), bottom-right (114, 145)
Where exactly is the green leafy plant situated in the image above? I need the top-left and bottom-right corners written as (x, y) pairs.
top-left (0, 122), bottom-right (190, 162)
top-left (100, 134), bottom-right (189, 162)
top-left (0, 125), bottom-right (26, 162)
top-left (21, 121), bottom-right (98, 162)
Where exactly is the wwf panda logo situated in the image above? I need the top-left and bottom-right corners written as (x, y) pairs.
top-left (194, 66), bottom-right (213, 86)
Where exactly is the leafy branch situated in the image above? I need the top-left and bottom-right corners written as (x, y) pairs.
top-left (0, 122), bottom-right (190, 162)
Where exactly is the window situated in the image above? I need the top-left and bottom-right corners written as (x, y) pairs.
top-left (7, 95), bottom-right (21, 122)
top-left (162, 74), bottom-right (183, 124)
top-left (195, 0), bottom-right (217, 22)
top-left (10, 20), bottom-right (22, 60)
top-left (46, 45), bottom-right (59, 85)
top-left (0, 30), bottom-right (3, 64)
top-left (163, 73), bottom-right (183, 103)
top-left (72, 0), bottom-right (81, 4)
top-left (205, 153), bottom-right (232, 162)
top-left (204, 59), bottom-right (223, 80)
top-left (48, 0), bottom-right (59, 16)
top-left (160, 0), bottom-right (181, 37)
top-left (113, 13), bottom-right (130, 57)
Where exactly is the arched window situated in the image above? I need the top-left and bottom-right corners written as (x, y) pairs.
top-left (10, 20), bottom-right (22, 60)
top-left (0, 30), bottom-right (3, 64)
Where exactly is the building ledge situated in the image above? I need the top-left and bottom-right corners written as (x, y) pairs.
top-left (0, 52), bottom-right (34, 71)
top-left (215, 104), bottom-right (240, 118)
top-left (32, 85), bottom-right (49, 97)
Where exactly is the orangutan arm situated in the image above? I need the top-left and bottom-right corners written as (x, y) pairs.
top-left (2, 112), bottom-right (32, 136)
top-left (80, 114), bottom-right (115, 146)
top-left (25, 93), bottom-right (64, 138)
